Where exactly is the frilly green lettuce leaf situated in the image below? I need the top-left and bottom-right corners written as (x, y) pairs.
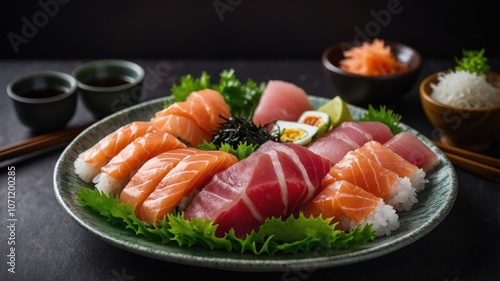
top-left (77, 188), bottom-right (374, 255)
top-left (242, 214), bottom-right (374, 255)
top-left (198, 141), bottom-right (257, 161)
top-left (166, 212), bottom-right (237, 251)
top-left (76, 188), bottom-right (167, 241)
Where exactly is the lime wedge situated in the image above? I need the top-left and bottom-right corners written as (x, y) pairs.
top-left (317, 96), bottom-right (353, 129)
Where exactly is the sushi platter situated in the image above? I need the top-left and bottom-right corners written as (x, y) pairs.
top-left (53, 95), bottom-right (458, 271)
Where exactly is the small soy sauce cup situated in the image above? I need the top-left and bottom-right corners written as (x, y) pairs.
top-left (72, 59), bottom-right (145, 119)
top-left (7, 71), bottom-right (77, 133)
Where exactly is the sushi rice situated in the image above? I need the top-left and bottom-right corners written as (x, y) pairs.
top-left (342, 200), bottom-right (400, 237)
top-left (93, 172), bottom-right (129, 196)
top-left (177, 188), bottom-right (201, 212)
top-left (408, 168), bottom-right (427, 192)
top-left (386, 177), bottom-right (418, 212)
top-left (74, 157), bottom-right (103, 183)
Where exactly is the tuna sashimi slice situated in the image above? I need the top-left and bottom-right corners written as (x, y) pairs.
top-left (300, 178), bottom-right (399, 236)
top-left (319, 121), bottom-right (393, 147)
top-left (384, 132), bottom-right (440, 172)
top-left (94, 130), bottom-right (186, 195)
top-left (324, 126), bottom-right (367, 149)
top-left (138, 150), bottom-right (238, 225)
top-left (306, 121), bottom-right (392, 166)
top-left (119, 148), bottom-right (199, 214)
top-left (252, 80), bottom-right (313, 127)
top-left (74, 121), bottom-right (157, 182)
top-left (340, 121), bottom-right (393, 144)
top-left (184, 141), bottom-right (331, 238)
top-left (307, 137), bottom-right (354, 165)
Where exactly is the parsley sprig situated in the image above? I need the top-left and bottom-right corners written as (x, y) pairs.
top-left (454, 49), bottom-right (490, 76)
top-left (170, 69), bottom-right (266, 118)
top-left (360, 105), bottom-right (402, 134)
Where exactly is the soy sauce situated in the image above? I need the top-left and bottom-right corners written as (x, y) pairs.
top-left (20, 87), bottom-right (67, 99)
top-left (85, 76), bottom-right (133, 87)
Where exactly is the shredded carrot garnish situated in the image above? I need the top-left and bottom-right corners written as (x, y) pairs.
top-left (339, 39), bottom-right (409, 76)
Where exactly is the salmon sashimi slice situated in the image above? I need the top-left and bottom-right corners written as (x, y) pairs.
top-left (329, 150), bottom-right (417, 211)
top-left (74, 121), bottom-right (157, 182)
top-left (186, 89), bottom-right (231, 121)
top-left (154, 89), bottom-right (230, 135)
top-left (300, 179), bottom-right (399, 236)
top-left (138, 150), bottom-right (238, 225)
top-left (320, 173), bottom-right (339, 191)
top-left (150, 114), bottom-right (213, 146)
top-left (357, 140), bottom-right (428, 191)
top-left (119, 147), bottom-right (199, 214)
top-left (329, 151), bottom-right (398, 199)
top-left (336, 181), bottom-right (380, 222)
top-left (300, 177), bottom-right (347, 223)
top-left (154, 100), bottom-right (213, 135)
top-left (94, 130), bottom-right (186, 195)
top-left (358, 141), bottom-right (417, 177)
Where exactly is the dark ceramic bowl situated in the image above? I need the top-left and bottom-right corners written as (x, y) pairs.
top-left (419, 71), bottom-right (500, 152)
top-left (72, 59), bottom-right (145, 119)
top-left (322, 40), bottom-right (422, 106)
top-left (7, 71), bottom-right (77, 133)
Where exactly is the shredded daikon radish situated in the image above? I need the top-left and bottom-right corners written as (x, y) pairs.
top-left (430, 70), bottom-right (500, 108)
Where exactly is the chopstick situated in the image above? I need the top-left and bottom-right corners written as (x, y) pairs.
top-left (432, 141), bottom-right (500, 168)
top-left (0, 123), bottom-right (92, 163)
top-left (432, 141), bottom-right (500, 183)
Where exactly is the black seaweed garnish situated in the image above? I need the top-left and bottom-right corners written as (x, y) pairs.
top-left (211, 116), bottom-right (280, 149)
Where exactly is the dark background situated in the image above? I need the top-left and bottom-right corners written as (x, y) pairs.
top-left (1, 2), bottom-right (499, 281)
top-left (1, 0), bottom-right (499, 60)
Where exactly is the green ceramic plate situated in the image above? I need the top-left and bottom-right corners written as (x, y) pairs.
top-left (53, 96), bottom-right (458, 272)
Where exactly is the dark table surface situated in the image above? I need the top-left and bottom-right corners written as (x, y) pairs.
top-left (0, 59), bottom-right (498, 281)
